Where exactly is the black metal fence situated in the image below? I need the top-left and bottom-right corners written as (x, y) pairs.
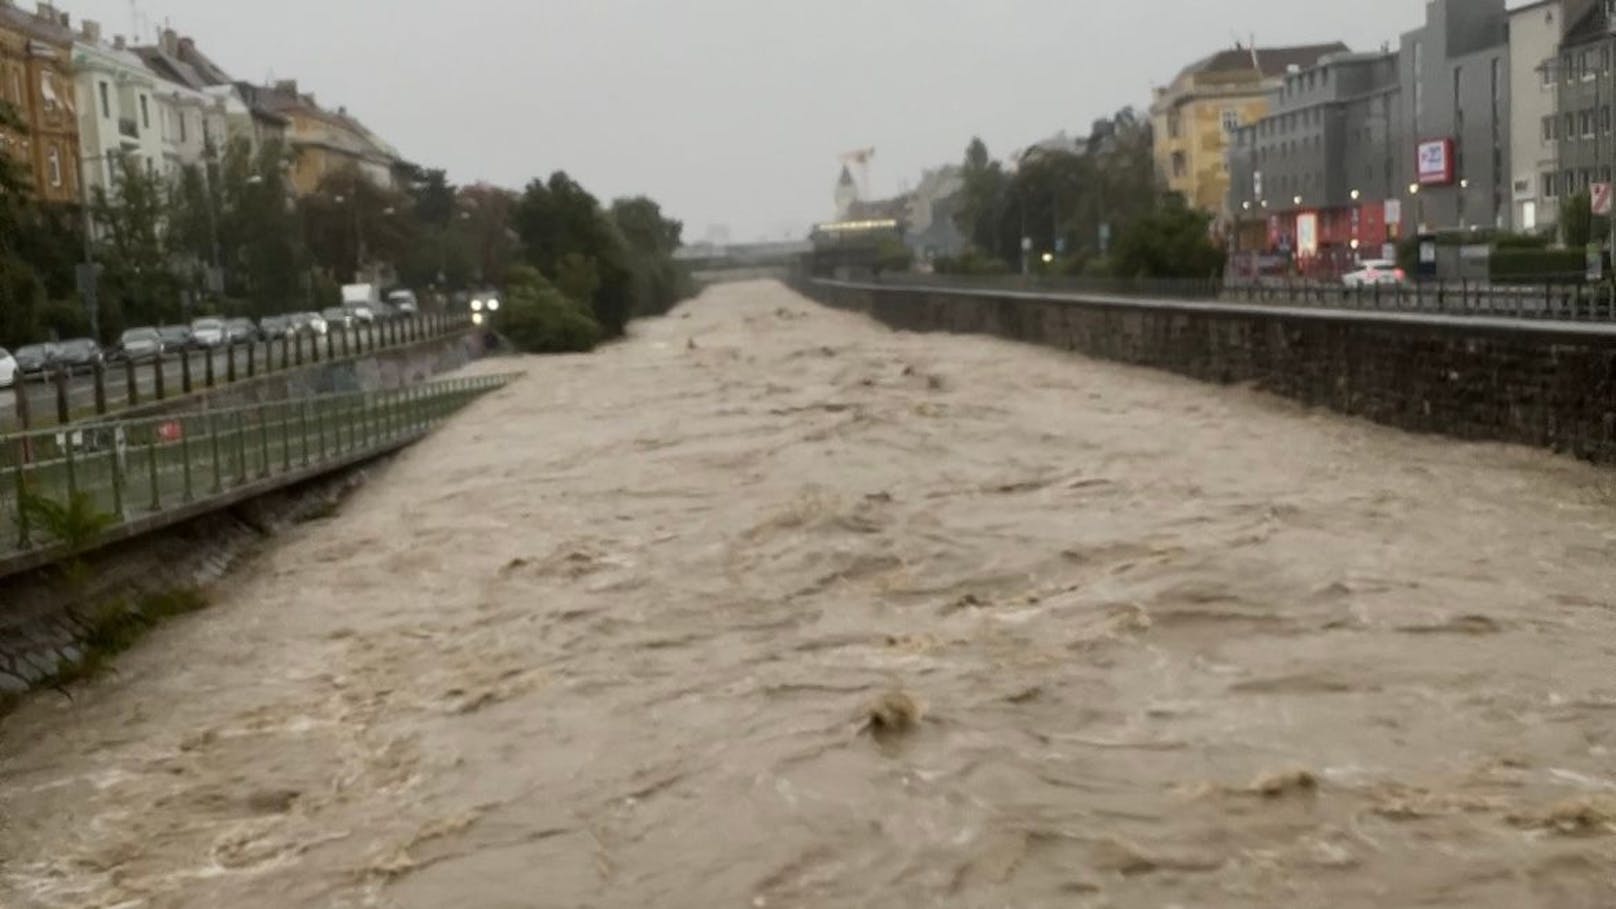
top-left (7, 314), bottom-right (476, 433)
top-left (863, 274), bottom-right (1616, 323)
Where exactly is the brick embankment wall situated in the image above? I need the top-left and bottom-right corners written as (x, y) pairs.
top-left (796, 279), bottom-right (1616, 465)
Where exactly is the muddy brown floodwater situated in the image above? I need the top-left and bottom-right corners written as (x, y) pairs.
top-left (4, 279), bottom-right (1616, 908)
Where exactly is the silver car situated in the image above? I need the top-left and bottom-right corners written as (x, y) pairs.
top-left (191, 317), bottom-right (227, 348)
top-left (119, 327), bottom-right (165, 362)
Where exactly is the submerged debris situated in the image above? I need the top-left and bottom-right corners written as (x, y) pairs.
top-left (863, 690), bottom-right (923, 741)
top-left (1249, 768), bottom-right (1320, 799)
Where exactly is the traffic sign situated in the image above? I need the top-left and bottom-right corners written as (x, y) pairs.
top-left (1593, 182), bottom-right (1613, 216)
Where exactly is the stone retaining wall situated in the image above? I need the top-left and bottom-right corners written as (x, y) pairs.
top-left (800, 279), bottom-right (1616, 464)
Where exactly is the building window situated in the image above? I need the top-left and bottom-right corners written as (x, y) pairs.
top-left (1221, 109), bottom-right (1240, 133)
top-left (1604, 107), bottom-right (1613, 134)
top-left (1167, 111), bottom-right (1181, 139)
top-left (1543, 172), bottom-right (1556, 198)
top-left (140, 95), bottom-right (150, 130)
top-left (9, 69), bottom-right (20, 106)
top-left (1544, 114), bottom-right (1557, 141)
top-left (1583, 110), bottom-right (1595, 137)
top-left (1171, 151), bottom-right (1186, 178)
top-left (98, 81), bottom-right (110, 118)
top-left (1585, 48), bottom-right (1598, 78)
top-left (179, 111), bottom-right (187, 143)
top-left (1564, 51), bottom-right (1577, 83)
top-left (1566, 112), bottom-right (1577, 137)
top-left (1541, 61), bottom-right (1554, 87)
top-left (46, 146), bottom-right (61, 188)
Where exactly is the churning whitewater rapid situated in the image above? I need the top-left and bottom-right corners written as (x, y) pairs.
top-left (3, 280), bottom-right (1615, 908)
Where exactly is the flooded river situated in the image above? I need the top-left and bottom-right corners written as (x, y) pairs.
top-left (3, 280), bottom-right (1616, 907)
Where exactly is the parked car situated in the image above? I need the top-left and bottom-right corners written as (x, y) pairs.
top-left (53, 338), bottom-right (105, 373)
top-left (0, 347), bottom-right (16, 388)
top-left (259, 315), bottom-right (295, 340)
top-left (190, 317), bottom-right (227, 348)
top-left (344, 303), bottom-right (377, 325)
top-left (157, 325), bottom-right (195, 352)
top-left (13, 343), bottom-right (57, 378)
top-left (291, 312), bottom-right (328, 336)
top-left (118, 327), bottom-right (165, 363)
top-left (224, 318), bottom-right (260, 344)
top-left (1341, 259), bottom-right (1406, 287)
top-left (321, 306), bottom-right (355, 330)
top-left (386, 289), bottom-right (420, 316)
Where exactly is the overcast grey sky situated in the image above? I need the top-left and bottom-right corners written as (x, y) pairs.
top-left (65, 0), bottom-right (1425, 242)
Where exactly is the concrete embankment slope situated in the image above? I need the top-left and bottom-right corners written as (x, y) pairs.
top-left (2, 281), bottom-right (1613, 908)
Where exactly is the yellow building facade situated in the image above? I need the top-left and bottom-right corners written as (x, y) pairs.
top-left (0, 5), bottom-right (80, 206)
top-left (1151, 44), bottom-right (1346, 217)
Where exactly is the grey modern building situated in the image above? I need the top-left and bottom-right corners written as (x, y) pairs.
top-left (1553, 0), bottom-right (1616, 207)
top-left (1509, 0), bottom-right (1563, 233)
top-left (1227, 51), bottom-right (1401, 271)
top-left (1396, 0), bottom-right (1512, 234)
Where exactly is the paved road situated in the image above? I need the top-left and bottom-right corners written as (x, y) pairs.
top-left (2, 281), bottom-right (1614, 907)
top-left (2, 326), bottom-right (433, 432)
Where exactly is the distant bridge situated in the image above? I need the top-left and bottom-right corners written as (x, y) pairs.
top-left (676, 240), bottom-right (812, 285)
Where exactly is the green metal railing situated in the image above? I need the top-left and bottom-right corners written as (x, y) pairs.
top-left (0, 374), bottom-right (515, 561)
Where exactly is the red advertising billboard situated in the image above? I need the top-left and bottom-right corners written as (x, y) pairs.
top-left (1416, 138), bottom-right (1455, 186)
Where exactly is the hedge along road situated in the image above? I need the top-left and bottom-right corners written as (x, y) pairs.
top-left (2, 280), bottom-right (1615, 908)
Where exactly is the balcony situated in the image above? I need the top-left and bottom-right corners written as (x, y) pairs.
top-left (117, 118), bottom-right (138, 141)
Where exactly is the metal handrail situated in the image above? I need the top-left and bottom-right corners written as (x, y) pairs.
top-left (0, 373), bottom-right (518, 559)
top-left (7, 313), bottom-right (479, 432)
top-left (861, 273), bottom-right (1616, 323)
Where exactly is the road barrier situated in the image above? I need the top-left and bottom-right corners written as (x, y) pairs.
top-left (866, 274), bottom-right (1616, 323)
top-left (8, 314), bottom-right (475, 432)
top-left (0, 373), bottom-right (515, 576)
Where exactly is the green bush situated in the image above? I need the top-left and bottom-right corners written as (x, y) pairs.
top-left (37, 299), bottom-right (91, 339)
top-left (1492, 232), bottom-right (1550, 250)
top-left (496, 265), bottom-right (602, 354)
top-left (1489, 248), bottom-right (1589, 285)
top-left (933, 249), bottom-right (1011, 275)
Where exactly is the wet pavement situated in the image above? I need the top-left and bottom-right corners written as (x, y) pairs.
top-left (3, 280), bottom-right (1615, 908)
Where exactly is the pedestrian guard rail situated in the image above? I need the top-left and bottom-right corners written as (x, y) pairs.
top-left (0, 373), bottom-right (516, 567)
top-left (866, 273), bottom-right (1616, 323)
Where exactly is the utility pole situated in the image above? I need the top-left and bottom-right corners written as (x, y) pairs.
top-left (73, 150), bottom-right (99, 340)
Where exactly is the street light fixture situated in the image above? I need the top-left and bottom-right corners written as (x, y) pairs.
top-left (1040, 252), bottom-right (1054, 264)
top-left (1350, 189), bottom-right (1361, 201)
top-left (1408, 183), bottom-right (1420, 195)
top-left (1293, 195), bottom-right (1303, 206)
top-left (1459, 178), bottom-right (1470, 189)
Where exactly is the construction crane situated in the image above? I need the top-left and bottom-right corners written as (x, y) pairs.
top-left (839, 148), bottom-right (876, 202)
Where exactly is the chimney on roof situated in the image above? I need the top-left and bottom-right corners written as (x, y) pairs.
top-left (113, 34), bottom-right (126, 50)
top-left (160, 27), bottom-right (178, 54)
top-left (35, 2), bottom-right (55, 23)
top-left (178, 35), bottom-right (194, 56)
top-left (80, 19), bottom-right (100, 43)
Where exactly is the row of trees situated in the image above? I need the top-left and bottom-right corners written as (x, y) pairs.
top-left (942, 108), bottom-right (1225, 280)
top-left (0, 98), bottom-right (691, 351)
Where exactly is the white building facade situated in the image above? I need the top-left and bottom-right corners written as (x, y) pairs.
top-left (70, 23), bottom-right (164, 197)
